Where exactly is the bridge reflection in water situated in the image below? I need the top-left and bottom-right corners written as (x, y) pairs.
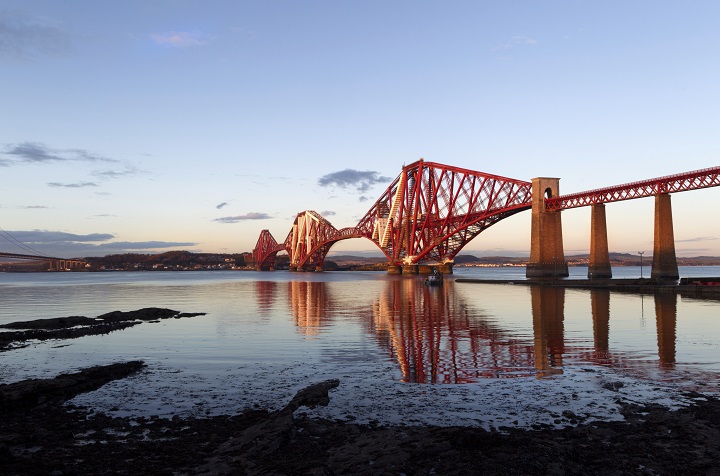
top-left (264, 278), bottom-right (682, 383)
top-left (532, 288), bottom-right (677, 377)
top-left (371, 280), bottom-right (539, 382)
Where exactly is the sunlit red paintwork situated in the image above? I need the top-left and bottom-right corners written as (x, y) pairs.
top-left (253, 160), bottom-right (533, 269)
top-left (545, 166), bottom-right (720, 211)
top-left (253, 162), bottom-right (720, 270)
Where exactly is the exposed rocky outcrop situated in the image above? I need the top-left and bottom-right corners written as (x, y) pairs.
top-left (2, 363), bottom-right (720, 475)
top-left (0, 361), bottom-right (146, 412)
top-left (0, 308), bottom-right (205, 351)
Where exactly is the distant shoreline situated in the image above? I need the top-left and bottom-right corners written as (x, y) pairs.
top-left (3, 250), bottom-right (720, 272)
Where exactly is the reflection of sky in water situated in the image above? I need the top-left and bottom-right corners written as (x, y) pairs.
top-left (1, 270), bottom-right (720, 421)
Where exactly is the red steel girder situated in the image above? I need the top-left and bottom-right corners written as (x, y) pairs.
top-left (284, 211), bottom-right (368, 269)
top-left (255, 161), bottom-right (533, 268)
top-left (253, 229), bottom-right (286, 270)
top-left (546, 166), bottom-right (720, 211)
top-left (356, 159), bottom-right (532, 265)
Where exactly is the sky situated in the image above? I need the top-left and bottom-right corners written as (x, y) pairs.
top-left (2, 1), bottom-right (720, 259)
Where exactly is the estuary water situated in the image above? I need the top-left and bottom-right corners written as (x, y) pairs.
top-left (1, 267), bottom-right (719, 428)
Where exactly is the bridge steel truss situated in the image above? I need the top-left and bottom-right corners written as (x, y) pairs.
top-left (357, 160), bottom-right (533, 266)
top-left (545, 166), bottom-right (720, 211)
top-left (253, 159), bottom-right (534, 270)
top-left (284, 210), bottom-right (366, 270)
top-left (532, 165), bottom-right (720, 280)
top-left (253, 230), bottom-right (287, 270)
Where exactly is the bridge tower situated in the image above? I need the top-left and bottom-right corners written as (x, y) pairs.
top-left (527, 177), bottom-right (568, 278)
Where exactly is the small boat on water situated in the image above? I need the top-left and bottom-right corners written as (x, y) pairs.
top-left (424, 270), bottom-right (443, 286)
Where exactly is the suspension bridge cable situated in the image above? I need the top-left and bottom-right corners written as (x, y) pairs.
top-left (0, 227), bottom-right (51, 257)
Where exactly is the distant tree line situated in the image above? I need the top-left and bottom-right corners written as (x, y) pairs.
top-left (84, 251), bottom-right (250, 270)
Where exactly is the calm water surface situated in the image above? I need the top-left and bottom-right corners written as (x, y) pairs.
top-left (1, 267), bottom-right (719, 419)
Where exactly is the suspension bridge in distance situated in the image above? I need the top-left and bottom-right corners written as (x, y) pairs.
top-left (0, 251), bottom-right (86, 271)
top-left (253, 160), bottom-right (720, 280)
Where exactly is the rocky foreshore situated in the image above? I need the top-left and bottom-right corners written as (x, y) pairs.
top-left (0, 308), bottom-right (206, 351)
top-left (3, 310), bottom-right (720, 474)
top-left (1, 361), bottom-right (720, 475)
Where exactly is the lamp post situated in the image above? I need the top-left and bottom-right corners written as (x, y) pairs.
top-left (638, 251), bottom-right (645, 278)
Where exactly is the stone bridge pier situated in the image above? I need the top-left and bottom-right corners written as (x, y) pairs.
top-left (585, 193), bottom-right (679, 280)
top-left (651, 194), bottom-right (679, 279)
top-left (528, 177), bottom-right (681, 281)
top-left (526, 177), bottom-right (569, 278)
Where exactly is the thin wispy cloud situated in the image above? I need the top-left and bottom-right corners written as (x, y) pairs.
top-left (214, 213), bottom-right (272, 223)
top-left (48, 182), bottom-right (98, 188)
top-left (92, 166), bottom-right (141, 179)
top-left (677, 236), bottom-right (717, 243)
top-left (95, 240), bottom-right (196, 250)
top-left (491, 35), bottom-right (538, 51)
top-left (3, 142), bottom-right (116, 165)
top-left (8, 230), bottom-right (114, 243)
top-left (150, 31), bottom-right (210, 47)
top-left (0, 229), bottom-right (197, 256)
top-left (22, 205), bottom-right (48, 209)
top-left (320, 210), bottom-right (336, 216)
top-left (230, 26), bottom-right (256, 39)
top-left (71, 149), bottom-right (113, 162)
top-left (318, 169), bottom-right (391, 193)
top-left (0, 10), bottom-right (71, 59)
top-left (6, 142), bottom-right (62, 162)
top-left (216, 202), bottom-right (229, 209)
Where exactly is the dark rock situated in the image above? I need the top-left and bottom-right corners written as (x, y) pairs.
top-left (3, 367), bottom-right (720, 476)
top-left (0, 361), bottom-right (146, 412)
top-left (0, 308), bottom-right (205, 351)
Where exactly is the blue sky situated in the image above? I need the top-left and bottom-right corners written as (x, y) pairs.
top-left (1, 1), bottom-right (719, 258)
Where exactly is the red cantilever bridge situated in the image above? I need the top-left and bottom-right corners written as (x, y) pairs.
top-left (253, 160), bottom-right (720, 278)
top-left (254, 160), bottom-right (533, 273)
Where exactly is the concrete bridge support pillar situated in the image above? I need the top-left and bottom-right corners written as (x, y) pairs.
top-left (438, 262), bottom-right (454, 275)
top-left (417, 263), bottom-right (453, 275)
top-left (387, 265), bottom-right (402, 275)
top-left (402, 264), bottom-right (419, 275)
top-left (527, 177), bottom-right (569, 278)
top-left (651, 194), bottom-right (679, 280)
top-left (418, 264), bottom-right (433, 275)
top-left (588, 203), bottom-right (612, 279)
